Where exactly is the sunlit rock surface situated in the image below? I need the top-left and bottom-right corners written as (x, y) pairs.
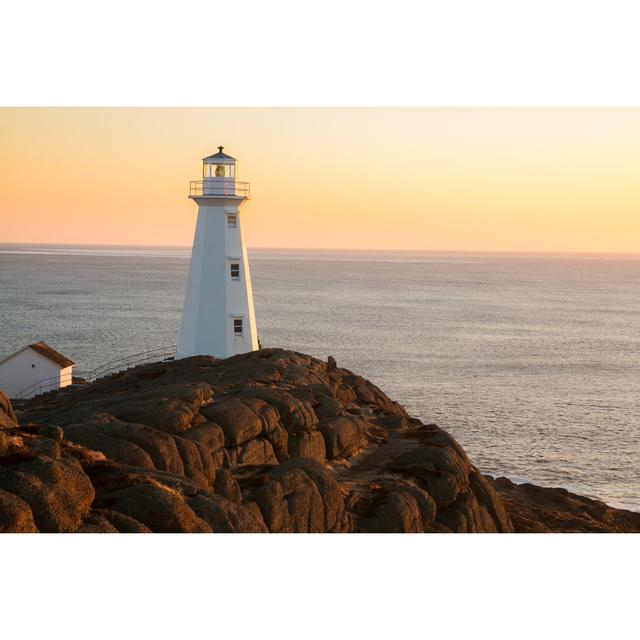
top-left (1, 350), bottom-right (637, 533)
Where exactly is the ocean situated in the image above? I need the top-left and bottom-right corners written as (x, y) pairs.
top-left (1, 244), bottom-right (639, 511)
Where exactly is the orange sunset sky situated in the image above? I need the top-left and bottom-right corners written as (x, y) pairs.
top-left (1, 107), bottom-right (639, 252)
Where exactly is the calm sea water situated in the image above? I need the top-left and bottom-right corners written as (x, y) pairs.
top-left (1, 244), bottom-right (639, 511)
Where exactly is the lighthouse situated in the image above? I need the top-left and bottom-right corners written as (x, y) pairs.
top-left (177, 147), bottom-right (258, 359)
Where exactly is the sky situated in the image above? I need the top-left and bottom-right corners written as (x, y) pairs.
top-left (1, 107), bottom-right (639, 252)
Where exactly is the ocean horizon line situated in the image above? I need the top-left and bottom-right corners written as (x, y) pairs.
top-left (1, 242), bottom-right (640, 258)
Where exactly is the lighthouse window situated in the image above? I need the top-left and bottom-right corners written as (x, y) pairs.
top-left (230, 263), bottom-right (240, 280)
top-left (227, 214), bottom-right (237, 228)
top-left (233, 319), bottom-right (243, 335)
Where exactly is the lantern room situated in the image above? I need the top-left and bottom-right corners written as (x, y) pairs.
top-left (203, 146), bottom-right (236, 179)
top-left (191, 146), bottom-right (250, 198)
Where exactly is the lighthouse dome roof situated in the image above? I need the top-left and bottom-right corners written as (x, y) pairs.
top-left (203, 146), bottom-right (236, 163)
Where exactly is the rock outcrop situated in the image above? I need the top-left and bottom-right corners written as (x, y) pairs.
top-left (0, 390), bottom-right (18, 429)
top-left (0, 350), bottom-right (637, 533)
top-left (491, 476), bottom-right (640, 533)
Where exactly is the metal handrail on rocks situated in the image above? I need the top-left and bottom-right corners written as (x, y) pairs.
top-left (85, 344), bottom-right (177, 381)
top-left (13, 369), bottom-right (76, 400)
top-left (12, 344), bottom-right (177, 400)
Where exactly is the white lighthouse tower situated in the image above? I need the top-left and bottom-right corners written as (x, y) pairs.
top-left (177, 147), bottom-right (258, 359)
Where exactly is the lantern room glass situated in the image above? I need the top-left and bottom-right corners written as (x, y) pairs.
top-left (203, 162), bottom-right (236, 179)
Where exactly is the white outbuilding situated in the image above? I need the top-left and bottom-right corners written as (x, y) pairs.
top-left (0, 342), bottom-right (75, 399)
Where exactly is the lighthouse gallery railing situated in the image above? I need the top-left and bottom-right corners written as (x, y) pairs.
top-left (189, 181), bottom-right (251, 198)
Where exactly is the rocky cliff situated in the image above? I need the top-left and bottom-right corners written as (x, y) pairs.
top-left (1, 349), bottom-right (638, 533)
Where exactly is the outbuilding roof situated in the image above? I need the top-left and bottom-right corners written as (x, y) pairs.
top-left (28, 342), bottom-right (75, 367)
top-left (0, 341), bottom-right (75, 368)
